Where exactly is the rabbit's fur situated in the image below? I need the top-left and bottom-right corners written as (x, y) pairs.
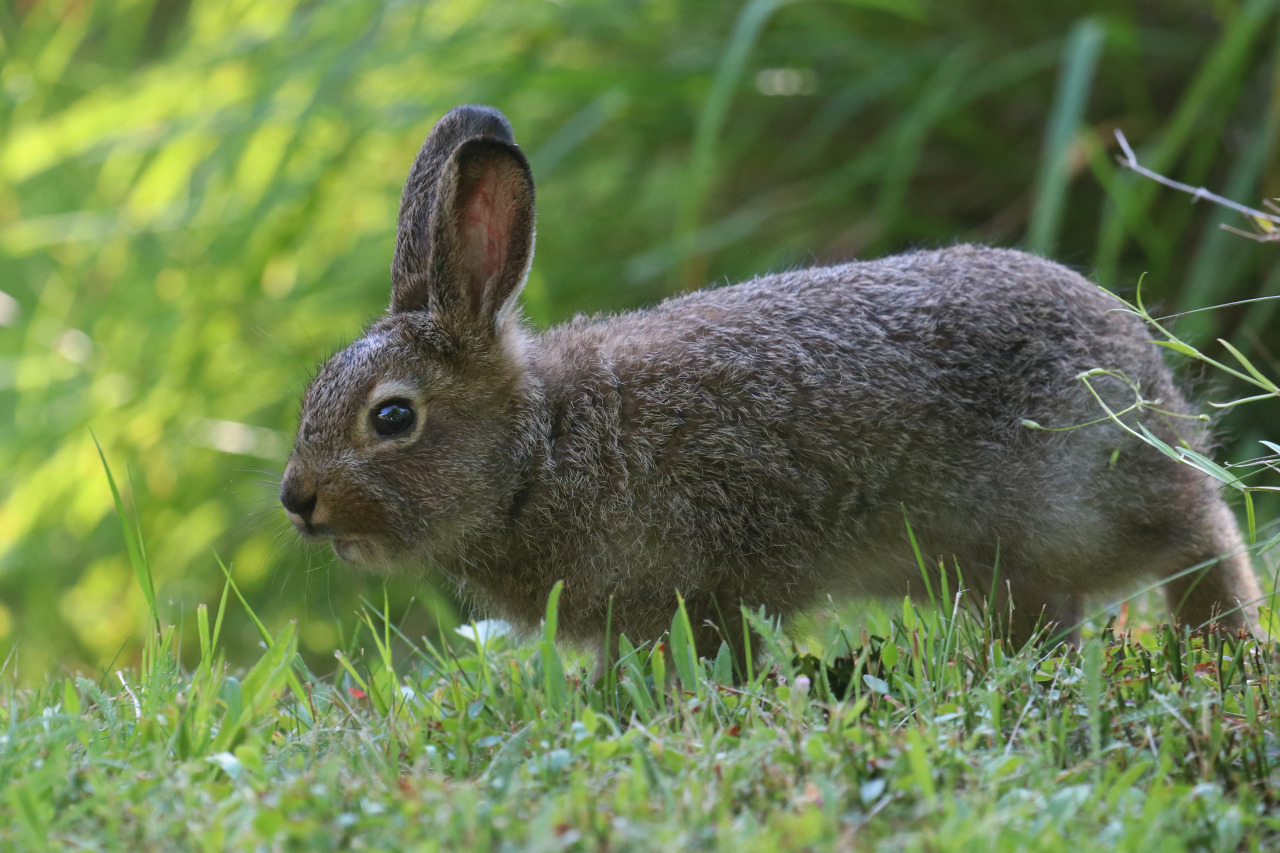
top-left (282, 105), bottom-right (1262, 663)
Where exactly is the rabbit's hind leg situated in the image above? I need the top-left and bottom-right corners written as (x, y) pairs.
top-left (1159, 495), bottom-right (1262, 634)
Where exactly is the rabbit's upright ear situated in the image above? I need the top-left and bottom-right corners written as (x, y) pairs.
top-left (389, 105), bottom-right (535, 333)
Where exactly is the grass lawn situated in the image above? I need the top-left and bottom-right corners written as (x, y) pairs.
top-left (5, 568), bottom-right (1279, 851)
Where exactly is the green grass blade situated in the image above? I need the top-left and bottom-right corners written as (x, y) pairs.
top-left (1027, 16), bottom-right (1104, 255)
top-left (1217, 338), bottom-right (1278, 391)
top-left (675, 0), bottom-right (790, 288)
top-left (92, 433), bottom-right (158, 629)
top-left (668, 593), bottom-right (701, 696)
top-left (540, 581), bottom-right (567, 713)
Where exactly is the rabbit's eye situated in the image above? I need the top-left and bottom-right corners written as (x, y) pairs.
top-left (371, 400), bottom-right (416, 437)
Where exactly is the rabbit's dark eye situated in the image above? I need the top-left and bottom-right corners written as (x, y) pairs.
top-left (371, 400), bottom-right (416, 437)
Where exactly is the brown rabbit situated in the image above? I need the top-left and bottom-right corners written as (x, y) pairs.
top-left (281, 105), bottom-right (1262, 666)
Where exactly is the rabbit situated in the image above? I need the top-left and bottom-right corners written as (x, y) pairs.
top-left (280, 104), bottom-right (1263, 669)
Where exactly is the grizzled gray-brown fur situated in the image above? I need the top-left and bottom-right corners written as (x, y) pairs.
top-left (281, 104), bottom-right (1262, 666)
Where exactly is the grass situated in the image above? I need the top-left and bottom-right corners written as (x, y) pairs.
top-left (4, 562), bottom-right (1280, 851)
top-left (3, 446), bottom-right (1277, 850)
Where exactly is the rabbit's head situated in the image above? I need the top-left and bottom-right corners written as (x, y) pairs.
top-left (280, 105), bottom-right (539, 569)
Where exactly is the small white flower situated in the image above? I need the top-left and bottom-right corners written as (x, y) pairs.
top-left (454, 619), bottom-right (512, 644)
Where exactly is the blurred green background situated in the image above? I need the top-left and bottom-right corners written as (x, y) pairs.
top-left (2, 0), bottom-right (1278, 680)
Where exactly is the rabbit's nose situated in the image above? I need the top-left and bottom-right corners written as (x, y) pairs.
top-left (281, 482), bottom-right (318, 525)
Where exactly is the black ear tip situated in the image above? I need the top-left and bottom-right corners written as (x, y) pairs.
top-left (457, 135), bottom-right (533, 174)
top-left (439, 104), bottom-right (516, 145)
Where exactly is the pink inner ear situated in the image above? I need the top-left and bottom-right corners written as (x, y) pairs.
top-left (459, 168), bottom-right (513, 314)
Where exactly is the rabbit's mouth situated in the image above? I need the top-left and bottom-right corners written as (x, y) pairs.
top-left (287, 517), bottom-right (400, 568)
top-left (332, 537), bottom-right (379, 565)
top-left (331, 536), bottom-right (407, 569)
top-left (288, 520), bottom-right (387, 565)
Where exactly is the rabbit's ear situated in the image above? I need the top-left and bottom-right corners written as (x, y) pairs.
top-left (435, 138), bottom-right (536, 329)
top-left (389, 106), bottom-right (534, 331)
